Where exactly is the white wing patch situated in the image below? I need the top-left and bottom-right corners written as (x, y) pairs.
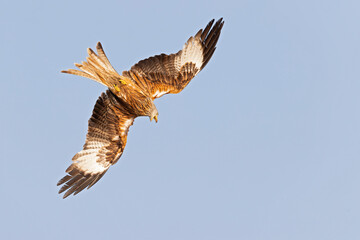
top-left (73, 151), bottom-right (110, 175)
top-left (69, 117), bottom-right (134, 175)
top-left (179, 36), bottom-right (204, 72)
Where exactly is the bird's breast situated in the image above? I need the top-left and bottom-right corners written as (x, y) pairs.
top-left (112, 85), bottom-right (153, 117)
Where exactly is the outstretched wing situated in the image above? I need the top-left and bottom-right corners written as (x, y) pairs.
top-left (123, 18), bottom-right (224, 99)
top-left (57, 90), bottom-right (136, 198)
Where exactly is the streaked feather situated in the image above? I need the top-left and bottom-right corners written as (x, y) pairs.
top-left (57, 91), bottom-right (134, 198)
top-left (124, 18), bottom-right (224, 99)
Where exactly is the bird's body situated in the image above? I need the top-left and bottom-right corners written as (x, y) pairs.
top-left (58, 18), bottom-right (224, 198)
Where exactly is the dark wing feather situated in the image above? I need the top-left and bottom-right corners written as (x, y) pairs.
top-left (123, 18), bottom-right (224, 99)
top-left (57, 90), bottom-right (136, 198)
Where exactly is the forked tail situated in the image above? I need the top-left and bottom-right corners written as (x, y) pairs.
top-left (62, 42), bottom-right (121, 88)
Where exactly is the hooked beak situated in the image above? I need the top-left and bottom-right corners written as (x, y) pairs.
top-left (150, 115), bottom-right (158, 123)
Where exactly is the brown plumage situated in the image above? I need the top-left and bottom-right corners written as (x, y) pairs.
top-left (58, 18), bottom-right (224, 198)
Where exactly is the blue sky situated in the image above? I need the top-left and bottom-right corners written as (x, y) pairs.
top-left (1, 0), bottom-right (360, 239)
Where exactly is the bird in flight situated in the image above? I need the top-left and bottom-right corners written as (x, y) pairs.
top-left (58, 18), bottom-right (224, 198)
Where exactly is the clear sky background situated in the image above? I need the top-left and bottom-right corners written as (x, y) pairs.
top-left (1, 0), bottom-right (360, 239)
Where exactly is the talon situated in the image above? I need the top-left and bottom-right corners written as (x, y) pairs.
top-left (113, 84), bottom-right (120, 92)
top-left (154, 115), bottom-right (158, 123)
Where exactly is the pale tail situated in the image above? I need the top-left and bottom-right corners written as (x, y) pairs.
top-left (62, 42), bottom-right (121, 88)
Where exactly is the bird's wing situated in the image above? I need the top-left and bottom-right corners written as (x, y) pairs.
top-left (123, 18), bottom-right (224, 99)
top-left (57, 90), bottom-right (135, 198)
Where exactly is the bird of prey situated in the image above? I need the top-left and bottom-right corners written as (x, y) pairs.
top-left (58, 18), bottom-right (224, 198)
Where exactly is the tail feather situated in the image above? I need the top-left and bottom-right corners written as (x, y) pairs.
top-left (62, 42), bottom-right (121, 88)
top-left (96, 42), bottom-right (117, 73)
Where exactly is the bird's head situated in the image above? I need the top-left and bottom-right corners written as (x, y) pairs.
top-left (149, 104), bottom-right (159, 123)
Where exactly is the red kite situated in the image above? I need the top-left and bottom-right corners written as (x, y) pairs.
top-left (58, 18), bottom-right (224, 198)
